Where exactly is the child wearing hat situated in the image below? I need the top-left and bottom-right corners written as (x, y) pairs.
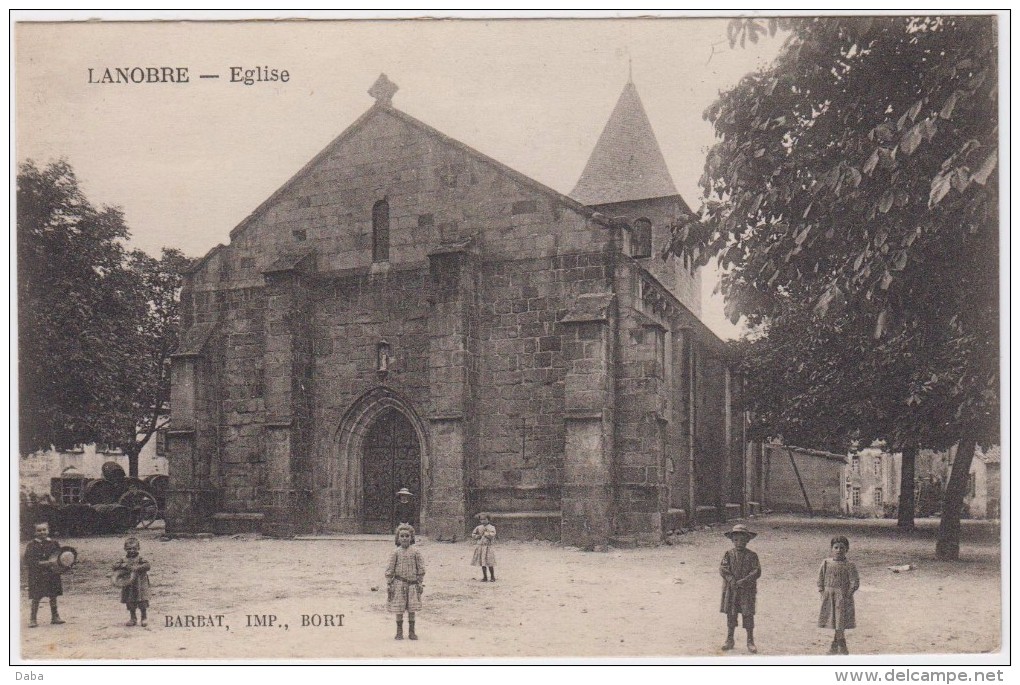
top-left (394, 487), bottom-right (416, 527)
top-left (719, 524), bottom-right (761, 653)
top-left (23, 522), bottom-right (66, 628)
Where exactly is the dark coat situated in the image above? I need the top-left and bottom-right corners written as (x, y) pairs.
top-left (394, 500), bottom-right (417, 527)
top-left (719, 548), bottom-right (761, 616)
top-left (24, 538), bottom-right (63, 600)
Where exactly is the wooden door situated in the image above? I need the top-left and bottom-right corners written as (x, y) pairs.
top-left (362, 409), bottom-right (421, 533)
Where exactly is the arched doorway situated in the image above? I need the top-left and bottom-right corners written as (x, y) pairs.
top-left (362, 408), bottom-right (421, 533)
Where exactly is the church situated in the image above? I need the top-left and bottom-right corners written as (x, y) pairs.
top-left (167, 74), bottom-right (747, 546)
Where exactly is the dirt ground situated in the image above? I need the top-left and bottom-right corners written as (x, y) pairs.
top-left (18, 515), bottom-right (1001, 661)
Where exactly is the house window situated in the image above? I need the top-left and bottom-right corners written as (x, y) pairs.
top-left (58, 478), bottom-right (86, 505)
top-left (874, 488), bottom-right (883, 505)
top-left (851, 486), bottom-right (861, 506)
top-left (968, 473), bottom-right (976, 498)
top-left (155, 429), bottom-right (167, 457)
top-left (873, 455), bottom-right (882, 476)
top-left (851, 455), bottom-right (860, 474)
top-left (632, 218), bottom-right (652, 258)
top-left (372, 199), bottom-right (390, 262)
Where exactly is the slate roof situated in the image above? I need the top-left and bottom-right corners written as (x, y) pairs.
top-left (570, 81), bottom-right (679, 206)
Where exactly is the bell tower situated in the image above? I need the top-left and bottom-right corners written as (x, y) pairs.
top-left (571, 79), bottom-right (701, 316)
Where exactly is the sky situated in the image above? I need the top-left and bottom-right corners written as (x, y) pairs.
top-left (14, 16), bottom-right (784, 340)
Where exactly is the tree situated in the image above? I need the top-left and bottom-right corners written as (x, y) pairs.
top-left (17, 160), bottom-right (192, 477)
top-left (17, 159), bottom-right (134, 454)
top-left (671, 17), bottom-right (999, 558)
top-left (116, 248), bottom-right (191, 477)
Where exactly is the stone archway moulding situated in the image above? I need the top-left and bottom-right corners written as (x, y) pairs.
top-left (331, 387), bottom-right (431, 531)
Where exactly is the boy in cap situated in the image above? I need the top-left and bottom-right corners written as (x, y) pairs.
top-left (719, 524), bottom-right (761, 653)
top-left (23, 522), bottom-right (66, 628)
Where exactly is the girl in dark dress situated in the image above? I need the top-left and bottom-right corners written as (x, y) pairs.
top-left (23, 522), bottom-right (65, 628)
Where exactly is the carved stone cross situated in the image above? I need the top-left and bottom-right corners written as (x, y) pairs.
top-left (368, 73), bottom-right (399, 106)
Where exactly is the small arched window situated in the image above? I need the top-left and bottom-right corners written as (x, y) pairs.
top-left (372, 199), bottom-right (390, 262)
top-left (632, 217), bottom-right (652, 258)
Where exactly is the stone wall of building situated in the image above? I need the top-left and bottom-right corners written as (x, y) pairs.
top-left (588, 195), bottom-right (701, 317)
top-left (20, 442), bottom-right (168, 499)
top-left (611, 260), bottom-right (738, 540)
top-left (170, 101), bottom-right (741, 543)
top-left (843, 446), bottom-right (899, 517)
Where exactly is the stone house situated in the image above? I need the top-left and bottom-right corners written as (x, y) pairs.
top-left (841, 444), bottom-right (1000, 519)
top-left (965, 446), bottom-right (1000, 520)
top-left (167, 75), bottom-right (745, 546)
top-left (19, 438), bottom-right (168, 502)
top-left (843, 446), bottom-right (899, 517)
top-left (916, 444), bottom-right (1000, 519)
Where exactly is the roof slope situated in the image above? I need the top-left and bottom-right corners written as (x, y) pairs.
top-left (570, 81), bottom-right (678, 205)
top-left (221, 100), bottom-right (610, 250)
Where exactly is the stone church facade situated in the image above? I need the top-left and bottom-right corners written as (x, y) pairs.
top-left (167, 75), bottom-right (746, 546)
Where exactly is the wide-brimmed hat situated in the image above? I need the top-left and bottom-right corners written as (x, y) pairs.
top-left (395, 488), bottom-right (415, 498)
top-left (48, 546), bottom-right (78, 573)
top-left (724, 524), bottom-right (757, 540)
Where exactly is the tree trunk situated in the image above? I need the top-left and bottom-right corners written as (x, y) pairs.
top-left (127, 444), bottom-right (141, 479)
top-left (897, 443), bottom-right (917, 528)
top-left (935, 438), bottom-right (977, 560)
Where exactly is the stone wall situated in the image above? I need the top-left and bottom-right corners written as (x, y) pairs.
top-left (173, 104), bottom-right (620, 538)
top-left (588, 195), bottom-right (701, 317)
top-left (764, 445), bottom-right (845, 515)
top-left (19, 442), bottom-right (168, 499)
top-left (170, 102), bottom-right (743, 541)
top-left (612, 259), bottom-right (737, 539)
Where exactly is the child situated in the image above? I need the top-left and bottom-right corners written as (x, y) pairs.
top-left (719, 524), bottom-right (761, 653)
top-left (385, 523), bottom-right (425, 640)
top-left (113, 537), bottom-right (152, 627)
top-left (394, 488), bottom-right (417, 527)
top-left (471, 513), bottom-right (497, 582)
top-left (818, 535), bottom-right (860, 655)
top-left (23, 522), bottom-right (65, 628)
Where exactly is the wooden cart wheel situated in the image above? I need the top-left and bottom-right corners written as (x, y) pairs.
top-left (117, 488), bottom-right (160, 529)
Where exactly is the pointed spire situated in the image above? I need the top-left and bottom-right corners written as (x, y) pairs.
top-left (570, 80), bottom-right (678, 206)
